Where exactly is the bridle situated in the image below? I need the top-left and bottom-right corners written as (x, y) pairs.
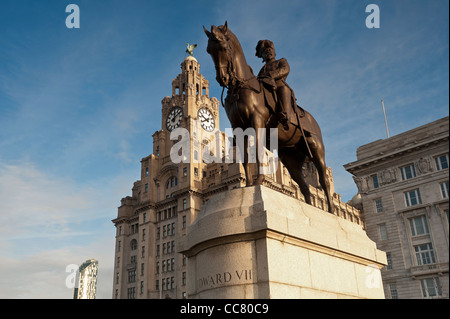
top-left (209, 36), bottom-right (258, 107)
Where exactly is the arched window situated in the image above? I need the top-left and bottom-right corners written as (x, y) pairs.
top-left (167, 176), bottom-right (178, 189)
top-left (130, 239), bottom-right (138, 251)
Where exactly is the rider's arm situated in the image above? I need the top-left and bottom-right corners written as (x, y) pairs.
top-left (269, 58), bottom-right (290, 81)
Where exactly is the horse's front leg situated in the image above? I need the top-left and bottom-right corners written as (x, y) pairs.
top-left (243, 135), bottom-right (254, 186)
top-left (252, 118), bottom-right (266, 186)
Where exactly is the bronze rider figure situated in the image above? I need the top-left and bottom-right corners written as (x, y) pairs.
top-left (255, 39), bottom-right (294, 130)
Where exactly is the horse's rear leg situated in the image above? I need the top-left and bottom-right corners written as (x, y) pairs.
top-left (278, 148), bottom-right (311, 205)
top-left (308, 137), bottom-right (334, 214)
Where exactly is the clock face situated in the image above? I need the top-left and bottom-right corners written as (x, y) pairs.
top-left (198, 108), bottom-right (215, 132)
top-left (166, 107), bottom-right (183, 131)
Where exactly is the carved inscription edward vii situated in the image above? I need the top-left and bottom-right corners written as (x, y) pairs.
top-left (197, 269), bottom-right (253, 290)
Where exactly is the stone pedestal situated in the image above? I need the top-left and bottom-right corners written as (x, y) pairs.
top-left (179, 186), bottom-right (387, 299)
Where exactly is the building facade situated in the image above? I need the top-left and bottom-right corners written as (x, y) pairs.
top-left (112, 56), bottom-right (364, 299)
top-left (344, 116), bottom-right (449, 299)
top-left (73, 259), bottom-right (99, 299)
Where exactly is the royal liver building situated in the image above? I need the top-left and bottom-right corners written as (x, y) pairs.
top-left (111, 55), bottom-right (362, 299)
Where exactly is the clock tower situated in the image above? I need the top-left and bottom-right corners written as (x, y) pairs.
top-left (161, 55), bottom-right (219, 133)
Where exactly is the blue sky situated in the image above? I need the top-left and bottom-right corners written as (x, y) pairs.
top-left (0, 0), bottom-right (448, 298)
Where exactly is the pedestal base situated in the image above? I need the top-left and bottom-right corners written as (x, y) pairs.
top-left (180, 186), bottom-right (386, 299)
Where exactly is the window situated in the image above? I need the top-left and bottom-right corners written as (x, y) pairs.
top-left (435, 154), bottom-right (449, 171)
top-left (371, 175), bottom-right (379, 189)
top-left (171, 222), bottom-right (175, 235)
top-left (127, 287), bottom-right (136, 299)
top-left (183, 167), bottom-right (187, 176)
top-left (385, 252), bottom-right (393, 270)
top-left (145, 167), bottom-right (149, 176)
top-left (421, 277), bottom-right (442, 298)
top-left (183, 215), bottom-right (187, 229)
top-left (375, 198), bottom-right (383, 213)
top-left (379, 224), bottom-right (388, 240)
top-left (414, 243), bottom-right (436, 265)
top-left (131, 239), bottom-right (138, 250)
top-left (142, 229), bottom-right (146, 241)
top-left (128, 270), bottom-right (136, 283)
top-left (409, 215), bottom-right (429, 236)
top-left (167, 176), bottom-right (178, 189)
top-left (404, 189), bottom-right (422, 207)
top-left (400, 164), bottom-right (417, 181)
top-left (183, 199), bottom-right (187, 210)
top-left (389, 283), bottom-right (398, 299)
top-left (140, 281), bottom-right (144, 294)
top-left (145, 183), bottom-right (148, 192)
top-left (182, 272), bottom-right (187, 285)
top-left (440, 181), bottom-right (449, 199)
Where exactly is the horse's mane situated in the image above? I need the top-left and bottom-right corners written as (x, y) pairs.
top-left (220, 25), bottom-right (254, 76)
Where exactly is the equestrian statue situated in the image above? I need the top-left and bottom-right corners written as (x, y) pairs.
top-left (204, 22), bottom-right (334, 214)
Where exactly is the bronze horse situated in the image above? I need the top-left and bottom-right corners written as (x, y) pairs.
top-left (204, 22), bottom-right (334, 214)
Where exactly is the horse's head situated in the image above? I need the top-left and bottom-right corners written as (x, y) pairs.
top-left (204, 21), bottom-right (233, 87)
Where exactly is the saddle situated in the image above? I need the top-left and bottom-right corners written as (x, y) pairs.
top-left (259, 79), bottom-right (314, 135)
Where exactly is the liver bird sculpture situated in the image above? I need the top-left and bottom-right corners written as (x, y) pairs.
top-left (186, 43), bottom-right (197, 56)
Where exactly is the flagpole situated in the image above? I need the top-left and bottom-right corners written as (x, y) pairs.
top-left (381, 99), bottom-right (390, 138)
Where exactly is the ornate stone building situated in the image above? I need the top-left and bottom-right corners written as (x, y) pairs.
top-left (112, 56), bottom-right (364, 299)
top-left (344, 116), bottom-right (449, 299)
